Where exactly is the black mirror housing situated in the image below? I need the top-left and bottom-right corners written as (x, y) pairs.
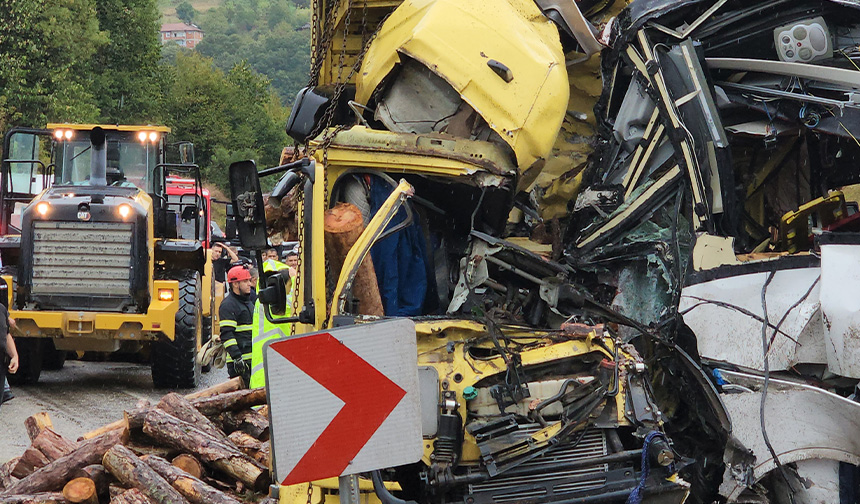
top-left (228, 160), bottom-right (268, 250)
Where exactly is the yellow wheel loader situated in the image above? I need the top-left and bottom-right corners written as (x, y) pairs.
top-left (0, 124), bottom-right (220, 388)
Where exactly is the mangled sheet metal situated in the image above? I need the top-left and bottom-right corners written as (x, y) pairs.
top-left (566, 0), bottom-right (860, 502)
top-left (282, 0), bottom-right (860, 501)
top-left (355, 0), bottom-right (570, 172)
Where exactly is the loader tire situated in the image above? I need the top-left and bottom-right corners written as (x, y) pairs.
top-left (42, 339), bottom-right (67, 371)
top-left (151, 269), bottom-right (202, 389)
top-left (8, 338), bottom-right (42, 385)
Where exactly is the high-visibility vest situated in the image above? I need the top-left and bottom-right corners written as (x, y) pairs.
top-left (250, 260), bottom-right (293, 389)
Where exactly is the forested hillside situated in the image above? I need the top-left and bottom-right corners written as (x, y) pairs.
top-left (0, 0), bottom-right (311, 194)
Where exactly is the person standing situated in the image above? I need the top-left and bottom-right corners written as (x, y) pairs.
top-left (0, 304), bottom-right (18, 410)
top-left (219, 266), bottom-right (255, 386)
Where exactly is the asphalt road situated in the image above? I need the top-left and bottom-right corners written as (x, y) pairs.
top-left (0, 360), bottom-right (227, 463)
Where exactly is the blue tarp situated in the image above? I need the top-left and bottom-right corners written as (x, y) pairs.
top-left (369, 179), bottom-right (428, 316)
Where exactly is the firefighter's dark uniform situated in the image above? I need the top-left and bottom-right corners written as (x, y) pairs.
top-left (219, 292), bottom-right (255, 386)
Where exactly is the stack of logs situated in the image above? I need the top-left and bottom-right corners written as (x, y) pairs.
top-left (0, 377), bottom-right (275, 504)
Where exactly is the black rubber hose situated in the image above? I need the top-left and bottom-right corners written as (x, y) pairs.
top-left (371, 471), bottom-right (417, 504)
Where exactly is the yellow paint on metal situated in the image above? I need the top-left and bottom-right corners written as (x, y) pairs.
top-left (46, 123), bottom-right (171, 133)
top-left (355, 0), bottom-right (568, 171)
top-left (10, 279), bottom-right (179, 339)
top-left (312, 126), bottom-right (516, 179)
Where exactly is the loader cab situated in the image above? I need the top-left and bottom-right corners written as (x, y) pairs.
top-left (51, 127), bottom-right (161, 192)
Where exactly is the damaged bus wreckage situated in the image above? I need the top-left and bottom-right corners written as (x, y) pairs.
top-left (229, 0), bottom-right (860, 502)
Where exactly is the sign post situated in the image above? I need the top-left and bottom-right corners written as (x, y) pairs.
top-left (264, 319), bottom-right (423, 489)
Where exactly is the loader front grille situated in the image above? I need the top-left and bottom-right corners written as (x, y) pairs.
top-left (31, 221), bottom-right (133, 298)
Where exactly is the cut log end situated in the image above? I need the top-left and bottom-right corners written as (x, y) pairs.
top-left (324, 202), bottom-right (365, 234)
top-left (24, 413), bottom-right (54, 443)
top-left (62, 477), bottom-right (97, 504)
top-left (171, 454), bottom-right (203, 479)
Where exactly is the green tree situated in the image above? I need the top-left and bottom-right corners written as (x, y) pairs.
top-left (195, 0), bottom-right (311, 102)
top-left (175, 1), bottom-right (196, 25)
top-left (162, 52), bottom-right (288, 194)
top-left (92, 0), bottom-right (164, 124)
top-left (0, 0), bottom-right (107, 126)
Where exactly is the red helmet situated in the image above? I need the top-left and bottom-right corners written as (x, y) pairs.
top-left (227, 265), bottom-right (252, 283)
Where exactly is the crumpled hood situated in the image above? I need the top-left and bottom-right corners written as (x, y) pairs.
top-left (356, 0), bottom-right (570, 172)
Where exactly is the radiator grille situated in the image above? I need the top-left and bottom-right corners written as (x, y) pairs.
top-left (32, 221), bottom-right (133, 297)
top-left (469, 428), bottom-right (608, 503)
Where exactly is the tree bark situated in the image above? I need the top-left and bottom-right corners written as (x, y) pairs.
top-left (24, 413), bottom-right (54, 443)
top-left (0, 492), bottom-right (70, 504)
top-left (184, 377), bottom-right (242, 400)
top-left (324, 202), bottom-right (384, 316)
top-left (142, 408), bottom-right (268, 490)
top-left (12, 448), bottom-right (50, 478)
top-left (32, 429), bottom-right (78, 462)
top-left (102, 445), bottom-right (187, 504)
top-left (108, 484), bottom-right (126, 500)
top-left (227, 432), bottom-right (269, 466)
top-left (79, 420), bottom-right (125, 442)
top-left (126, 441), bottom-right (179, 459)
top-left (2, 428), bottom-right (127, 496)
top-left (216, 409), bottom-right (269, 440)
top-left (171, 455), bottom-right (203, 480)
top-left (1, 457), bottom-right (17, 490)
top-left (81, 378), bottom-right (243, 441)
top-left (69, 466), bottom-right (108, 497)
top-left (62, 478), bottom-right (97, 504)
top-left (124, 405), bottom-right (150, 432)
top-left (190, 388), bottom-right (267, 416)
top-left (110, 488), bottom-right (153, 504)
top-left (142, 455), bottom-right (242, 504)
top-left (157, 393), bottom-right (226, 441)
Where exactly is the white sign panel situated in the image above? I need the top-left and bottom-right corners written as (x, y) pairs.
top-left (264, 319), bottom-right (421, 485)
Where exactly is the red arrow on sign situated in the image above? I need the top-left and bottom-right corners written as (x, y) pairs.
top-left (270, 332), bottom-right (407, 485)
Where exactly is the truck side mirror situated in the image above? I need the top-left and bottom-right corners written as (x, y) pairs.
top-left (228, 160), bottom-right (268, 250)
top-left (225, 204), bottom-right (237, 240)
top-left (181, 206), bottom-right (197, 222)
top-left (179, 143), bottom-right (195, 164)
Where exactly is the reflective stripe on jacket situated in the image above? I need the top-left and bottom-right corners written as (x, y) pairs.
top-left (218, 292), bottom-right (255, 363)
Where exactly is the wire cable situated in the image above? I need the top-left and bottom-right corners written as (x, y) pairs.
top-left (759, 271), bottom-right (797, 502)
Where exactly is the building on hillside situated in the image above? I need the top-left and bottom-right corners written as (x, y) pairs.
top-left (160, 23), bottom-right (204, 49)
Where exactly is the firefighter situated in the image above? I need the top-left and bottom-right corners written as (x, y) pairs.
top-left (219, 265), bottom-right (255, 386)
top-left (249, 259), bottom-right (292, 389)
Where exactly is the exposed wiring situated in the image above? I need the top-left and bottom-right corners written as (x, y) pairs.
top-left (759, 271), bottom-right (797, 502)
top-left (765, 276), bottom-right (820, 358)
top-left (838, 48), bottom-right (860, 72)
top-left (679, 296), bottom-right (800, 344)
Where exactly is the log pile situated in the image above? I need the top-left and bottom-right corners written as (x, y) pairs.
top-left (0, 378), bottom-right (272, 503)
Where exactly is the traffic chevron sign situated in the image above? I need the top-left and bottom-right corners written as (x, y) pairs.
top-left (264, 319), bottom-right (422, 485)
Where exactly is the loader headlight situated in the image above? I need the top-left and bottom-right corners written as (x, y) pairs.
top-left (35, 202), bottom-right (50, 217)
top-left (158, 289), bottom-right (174, 302)
top-left (53, 129), bottom-right (73, 140)
top-left (118, 203), bottom-right (132, 219)
top-left (138, 131), bottom-right (147, 142)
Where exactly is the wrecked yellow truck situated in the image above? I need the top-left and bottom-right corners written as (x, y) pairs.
top-left (231, 0), bottom-right (860, 502)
